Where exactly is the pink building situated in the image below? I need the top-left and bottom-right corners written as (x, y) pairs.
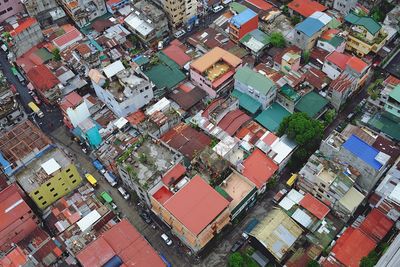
top-left (190, 47), bottom-right (242, 98)
top-left (0, 0), bottom-right (24, 23)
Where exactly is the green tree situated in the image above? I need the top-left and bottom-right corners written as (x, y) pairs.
top-left (270, 32), bottom-right (286, 48)
top-left (52, 48), bottom-right (61, 61)
top-left (290, 15), bottom-right (301, 25)
top-left (307, 260), bottom-right (321, 267)
top-left (360, 250), bottom-right (379, 267)
top-left (367, 78), bottom-right (383, 100)
top-left (323, 109), bottom-right (336, 126)
top-left (302, 50), bottom-right (310, 64)
top-left (278, 112), bottom-right (323, 149)
top-left (228, 252), bottom-right (244, 267)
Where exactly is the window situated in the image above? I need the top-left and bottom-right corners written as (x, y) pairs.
top-left (69, 174), bottom-right (74, 178)
top-left (34, 191), bottom-right (39, 195)
top-left (53, 193), bottom-right (58, 197)
top-left (50, 188), bottom-right (55, 192)
top-left (38, 196), bottom-right (43, 200)
top-left (46, 182), bottom-right (51, 187)
top-left (42, 201), bottom-right (47, 206)
top-left (66, 168), bottom-right (71, 173)
top-left (72, 179), bottom-right (77, 183)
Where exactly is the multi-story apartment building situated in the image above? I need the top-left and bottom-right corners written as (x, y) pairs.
top-left (383, 85), bottom-right (400, 123)
top-left (15, 147), bottom-right (83, 210)
top-left (229, 8), bottom-right (258, 43)
top-left (293, 12), bottom-right (331, 51)
top-left (234, 66), bottom-right (277, 109)
top-left (6, 17), bottom-right (44, 58)
top-left (344, 13), bottom-right (388, 57)
top-left (162, 0), bottom-right (198, 28)
top-left (124, 0), bottom-right (169, 46)
top-left (21, 0), bottom-right (64, 24)
top-left (150, 175), bottom-right (230, 252)
top-left (59, 91), bottom-right (91, 129)
top-left (298, 152), bottom-right (365, 220)
top-left (0, 0), bottom-right (24, 23)
top-left (26, 65), bottom-right (62, 105)
top-left (105, 0), bottom-right (130, 13)
top-left (57, 0), bottom-right (107, 28)
top-left (190, 47), bottom-right (242, 98)
top-left (333, 0), bottom-right (357, 15)
top-left (89, 60), bottom-right (153, 117)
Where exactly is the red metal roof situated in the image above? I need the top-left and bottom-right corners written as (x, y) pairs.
top-left (218, 109), bottom-right (251, 136)
top-left (162, 41), bottom-right (191, 68)
top-left (288, 0), bottom-right (327, 17)
top-left (60, 91), bottom-right (83, 111)
top-left (26, 65), bottom-right (59, 92)
top-left (77, 219), bottom-right (165, 267)
top-left (331, 227), bottom-right (376, 267)
top-left (0, 246), bottom-right (28, 266)
top-left (242, 149), bottom-right (278, 188)
top-left (245, 0), bottom-right (273, 10)
top-left (359, 209), bottom-right (394, 242)
top-left (126, 110), bottom-right (146, 125)
top-left (153, 186), bottom-right (174, 205)
top-left (10, 18), bottom-right (37, 37)
top-left (163, 175), bottom-right (229, 236)
top-left (162, 163), bottom-right (186, 186)
top-left (325, 51), bottom-right (351, 71)
top-left (53, 27), bottom-right (82, 48)
top-left (346, 56), bottom-right (368, 73)
top-left (299, 193), bottom-right (330, 220)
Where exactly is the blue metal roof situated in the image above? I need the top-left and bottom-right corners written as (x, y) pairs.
top-left (295, 17), bottom-right (325, 37)
top-left (342, 134), bottom-right (382, 170)
top-left (230, 8), bottom-right (257, 28)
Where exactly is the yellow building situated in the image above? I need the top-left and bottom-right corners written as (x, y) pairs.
top-left (344, 13), bottom-right (388, 57)
top-left (163, 0), bottom-right (198, 28)
top-left (15, 147), bottom-right (82, 210)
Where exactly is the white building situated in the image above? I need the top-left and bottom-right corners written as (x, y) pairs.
top-left (88, 60), bottom-right (153, 117)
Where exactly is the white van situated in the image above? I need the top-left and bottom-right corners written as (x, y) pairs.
top-left (118, 186), bottom-right (130, 200)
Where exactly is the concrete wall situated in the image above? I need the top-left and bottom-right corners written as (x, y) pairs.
top-left (0, 0), bottom-right (24, 23)
top-left (234, 79), bottom-right (277, 109)
top-left (323, 61), bottom-right (342, 80)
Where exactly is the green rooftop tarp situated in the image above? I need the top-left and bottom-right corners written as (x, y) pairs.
top-left (144, 52), bottom-right (186, 90)
top-left (256, 103), bottom-right (291, 132)
top-left (295, 91), bottom-right (329, 118)
top-left (232, 89), bottom-right (262, 114)
top-left (368, 113), bottom-right (400, 141)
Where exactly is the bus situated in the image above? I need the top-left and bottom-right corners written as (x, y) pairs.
top-left (28, 101), bottom-right (44, 118)
top-left (286, 173), bottom-right (298, 187)
top-left (85, 173), bottom-right (98, 187)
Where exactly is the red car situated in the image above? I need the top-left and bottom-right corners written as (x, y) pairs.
top-left (33, 95), bottom-right (41, 105)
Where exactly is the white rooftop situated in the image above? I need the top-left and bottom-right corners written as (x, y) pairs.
top-left (310, 11), bottom-right (332, 25)
top-left (339, 187), bottom-right (364, 213)
top-left (103, 60), bottom-right (125, 79)
top-left (146, 97), bottom-right (170, 116)
top-left (41, 158), bottom-right (61, 175)
top-left (292, 208), bottom-right (312, 228)
top-left (76, 210), bottom-right (101, 232)
top-left (287, 189), bottom-right (304, 204)
top-left (389, 184), bottom-right (400, 204)
top-left (114, 117), bottom-right (128, 129)
top-left (125, 13), bottom-right (154, 37)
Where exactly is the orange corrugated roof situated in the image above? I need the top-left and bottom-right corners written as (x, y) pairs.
top-left (162, 163), bottom-right (186, 186)
top-left (242, 149), bottom-right (278, 188)
top-left (190, 47), bottom-right (242, 73)
top-left (0, 246), bottom-right (27, 267)
top-left (359, 209), bottom-right (394, 242)
top-left (346, 56), bottom-right (368, 73)
top-left (299, 193), bottom-right (330, 220)
top-left (245, 0), bottom-right (273, 10)
top-left (288, 0), bottom-right (327, 17)
top-left (326, 51), bottom-right (351, 70)
top-left (126, 110), bottom-right (146, 125)
top-left (10, 17), bottom-right (37, 37)
top-left (331, 227), bottom-right (376, 267)
top-left (321, 29), bottom-right (340, 41)
top-left (163, 175), bottom-right (230, 236)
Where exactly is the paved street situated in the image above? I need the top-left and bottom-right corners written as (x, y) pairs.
top-left (49, 126), bottom-right (192, 267)
top-left (0, 50), bottom-right (62, 133)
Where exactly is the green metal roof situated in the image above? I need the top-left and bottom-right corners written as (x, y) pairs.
top-left (232, 89), bottom-right (262, 114)
top-left (34, 48), bottom-right (53, 62)
top-left (327, 35), bottom-right (345, 48)
top-left (389, 85), bottom-right (400, 102)
top-left (144, 52), bottom-right (186, 90)
top-left (234, 66), bottom-right (275, 95)
top-left (327, 18), bottom-right (341, 29)
top-left (295, 91), bottom-right (329, 118)
top-left (240, 29), bottom-right (271, 53)
top-left (229, 2), bottom-right (247, 13)
top-left (215, 186), bottom-right (233, 201)
top-left (368, 112), bottom-right (400, 141)
top-left (344, 13), bottom-right (381, 35)
top-left (280, 84), bottom-right (301, 102)
top-left (255, 103), bottom-right (291, 132)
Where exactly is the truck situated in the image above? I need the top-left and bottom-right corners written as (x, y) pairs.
top-left (92, 159), bottom-right (106, 174)
top-left (273, 188), bottom-right (288, 204)
top-left (104, 171), bottom-right (117, 187)
top-left (242, 218), bottom-right (259, 239)
top-left (85, 173), bottom-right (98, 187)
top-left (28, 101), bottom-right (44, 118)
top-left (100, 191), bottom-right (117, 210)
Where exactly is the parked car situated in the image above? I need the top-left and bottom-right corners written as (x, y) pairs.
top-left (118, 186), bottom-right (130, 200)
top-left (161, 234), bottom-right (173, 246)
top-left (212, 5), bottom-right (224, 13)
top-left (140, 212), bottom-right (152, 224)
top-left (230, 239), bottom-right (244, 253)
top-left (173, 29), bottom-right (186, 39)
top-left (33, 95), bottom-right (41, 105)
